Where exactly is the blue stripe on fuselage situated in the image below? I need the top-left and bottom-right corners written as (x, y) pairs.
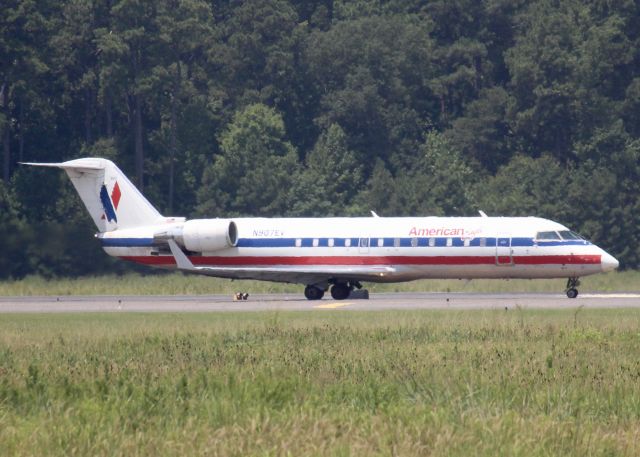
top-left (100, 236), bottom-right (590, 249)
top-left (236, 237), bottom-right (589, 248)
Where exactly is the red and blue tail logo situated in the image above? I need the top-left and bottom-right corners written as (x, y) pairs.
top-left (100, 182), bottom-right (121, 223)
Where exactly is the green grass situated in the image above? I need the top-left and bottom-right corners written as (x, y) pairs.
top-left (0, 270), bottom-right (638, 296)
top-left (1, 310), bottom-right (640, 456)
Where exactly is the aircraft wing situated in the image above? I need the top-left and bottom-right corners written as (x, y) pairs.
top-left (167, 240), bottom-right (395, 284)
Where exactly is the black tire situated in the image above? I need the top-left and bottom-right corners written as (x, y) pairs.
top-left (566, 288), bottom-right (578, 299)
top-left (330, 283), bottom-right (351, 300)
top-left (304, 285), bottom-right (324, 300)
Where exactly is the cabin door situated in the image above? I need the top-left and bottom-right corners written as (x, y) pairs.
top-left (358, 237), bottom-right (370, 254)
top-left (495, 237), bottom-right (513, 266)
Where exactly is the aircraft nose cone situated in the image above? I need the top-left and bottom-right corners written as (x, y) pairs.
top-left (601, 252), bottom-right (619, 272)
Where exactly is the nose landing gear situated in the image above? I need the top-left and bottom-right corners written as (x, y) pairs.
top-left (566, 277), bottom-right (580, 298)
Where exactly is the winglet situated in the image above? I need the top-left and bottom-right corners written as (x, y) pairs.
top-left (168, 239), bottom-right (196, 271)
top-left (478, 210), bottom-right (488, 218)
top-left (370, 210), bottom-right (380, 218)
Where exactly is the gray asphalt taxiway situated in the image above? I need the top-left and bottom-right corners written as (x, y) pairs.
top-left (0, 292), bottom-right (639, 313)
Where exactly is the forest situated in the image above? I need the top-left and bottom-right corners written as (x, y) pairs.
top-left (1, 0), bottom-right (639, 278)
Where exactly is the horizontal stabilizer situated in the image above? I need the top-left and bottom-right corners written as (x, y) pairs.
top-left (20, 161), bottom-right (105, 171)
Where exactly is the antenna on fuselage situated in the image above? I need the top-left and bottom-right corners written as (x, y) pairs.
top-left (478, 210), bottom-right (488, 217)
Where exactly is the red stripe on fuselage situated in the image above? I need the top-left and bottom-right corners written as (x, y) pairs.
top-left (119, 255), bottom-right (602, 267)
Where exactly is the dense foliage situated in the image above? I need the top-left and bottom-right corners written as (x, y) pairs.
top-left (1, 0), bottom-right (639, 277)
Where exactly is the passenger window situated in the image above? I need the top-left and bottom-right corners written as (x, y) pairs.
top-left (536, 231), bottom-right (561, 240)
top-left (345, 239), bottom-right (351, 247)
top-left (428, 238), bottom-right (435, 247)
top-left (359, 238), bottom-right (369, 248)
top-left (411, 237), bottom-right (418, 247)
top-left (328, 238), bottom-right (334, 247)
top-left (312, 238), bottom-right (319, 247)
top-left (394, 238), bottom-right (400, 248)
top-left (464, 238), bottom-right (470, 247)
top-left (377, 238), bottom-right (384, 247)
top-left (446, 238), bottom-right (452, 247)
top-left (480, 238), bottom-right (487, 247)
top-left (295, 238), bottom-right (302, 247)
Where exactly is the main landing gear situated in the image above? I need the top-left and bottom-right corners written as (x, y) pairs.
top-left (566, 277), bottom-right (580, 299)
top-left (329, 281), bottom-right (362, 300)
top-left (330, 283), bottom-right (351, 300)
top-left (304, 285), bottom-right (325, 300)
top-left (304, 281), bottom-right (362, 300)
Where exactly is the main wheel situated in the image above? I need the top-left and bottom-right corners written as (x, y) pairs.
top-left (330, 283), bottom-right (351, 300)
top-left (566, 288), bottom-right (578, 299)
top-left (304, 285), bottom-right (324, 300)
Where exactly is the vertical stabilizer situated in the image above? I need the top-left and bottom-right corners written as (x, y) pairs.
top-left (22, 158), bottom-right (163, 232)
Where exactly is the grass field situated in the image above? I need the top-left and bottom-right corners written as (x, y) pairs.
top-left (1, 270), bottom-right (639, 296)
top-left (1, 309), bottom-right (640, 456)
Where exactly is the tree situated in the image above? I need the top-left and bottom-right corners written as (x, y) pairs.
top-left (474, 154), bottom-right (573, 220)
top-left (150, 0), bottom-right (214, 213)
top-left (412, 130), bottom-right (477, 216)
top-left (95, 0), bottom-right (158, 189)
top-left (4, 0), bottom-right (640, 277)
top-left (0, 0), bottom-right (53, 180)
top-left (357, 131), bottom-right (476, 216)
top-left (197, 103), bottom-right (299, 216)
top-left (291, 123), bottom-right (363, 216)
top-left (446, 86), bottom-right (513, 172)
top-left (0, 179), bottom-right (33, 277)
top-left (50, 0), bottom-right (103, 146)
top-left (356, 160), bottom-right (402, 216)
top-left (305, 15), bottom-right (437, 170)
top-left (208, 0), bottom-right (299, 111)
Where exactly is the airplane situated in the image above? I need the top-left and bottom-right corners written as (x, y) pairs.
top-left (23, 157), bottom-right (619, 300)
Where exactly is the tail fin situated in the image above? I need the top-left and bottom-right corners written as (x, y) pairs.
top-left (22, 158), bottom-right (163, 232)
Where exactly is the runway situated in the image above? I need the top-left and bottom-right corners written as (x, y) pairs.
top-left (0, 292), bottom-right (639, 313)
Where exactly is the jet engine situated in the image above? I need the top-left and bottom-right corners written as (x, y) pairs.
top-left (155, 219), bottom-right (238, 252)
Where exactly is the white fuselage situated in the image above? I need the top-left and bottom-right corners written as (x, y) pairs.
top-left (98, 216), bottom-right (618, 284)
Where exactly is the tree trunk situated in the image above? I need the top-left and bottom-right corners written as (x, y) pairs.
top-left (18, 99), bottom-right (24, 163)
top-left (169, 94), bottom-right (176, 214)
top-left (134, 92), bottom-right (144, 190)
top-left (168, 62), bottom-right (181, 214)
top-left (84, 87), bottom-right (92, 144)
top-left (105, 89), bottom-right (113, 137)
top-left (2, 84), bottom-right (10, 182)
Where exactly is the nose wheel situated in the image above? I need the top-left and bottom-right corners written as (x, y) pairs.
top-left (565, 277), bottom-right (580, 299)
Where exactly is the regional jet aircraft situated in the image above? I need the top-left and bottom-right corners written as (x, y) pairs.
top-left (24, 158), bottom-right (619, 299)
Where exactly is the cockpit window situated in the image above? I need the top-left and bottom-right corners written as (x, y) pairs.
top-left (558, 230), bottom-right (583, 240)
top-left (536, 231), bottom-right (561, 240)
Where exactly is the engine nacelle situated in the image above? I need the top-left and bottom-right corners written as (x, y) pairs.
top-left (181, 219), bottom-right (238, 252)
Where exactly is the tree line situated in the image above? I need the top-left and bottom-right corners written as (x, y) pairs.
top-left (1, 0), bottom-right (639, 278)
